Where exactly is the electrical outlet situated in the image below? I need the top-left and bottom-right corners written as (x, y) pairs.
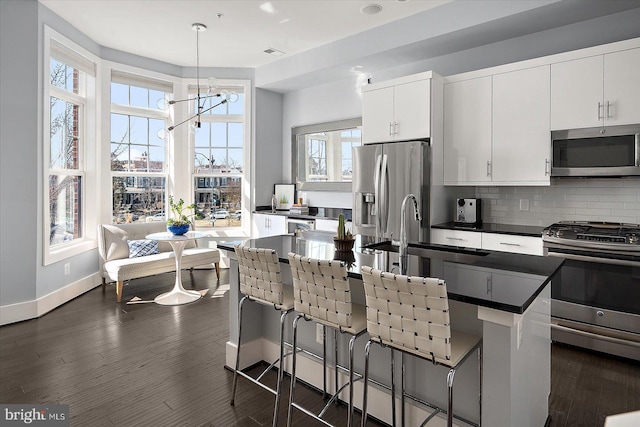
top-left (519, 199), bottom-right (530, 211)
top-left (64, 263), bottom-right (70, 275)
top-left (316, 323), bottom-right (324, 344)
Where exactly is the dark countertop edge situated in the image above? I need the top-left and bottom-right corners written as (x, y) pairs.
top-left (431, 221), bottom-right (545, 238)
top-left (254, 206), bottom-right (352, 221)
top-left (218, 237), bottom-right (564, 315)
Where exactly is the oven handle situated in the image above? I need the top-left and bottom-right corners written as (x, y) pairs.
top-left (546, 249), bottom-right (640, 267)
top-left (551, 323), bottom-right (640, 349)
top-left (635, 132), bottom-right (640, 167)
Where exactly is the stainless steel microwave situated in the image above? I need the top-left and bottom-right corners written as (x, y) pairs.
top-left (551, 125), bottom-right (640, 177)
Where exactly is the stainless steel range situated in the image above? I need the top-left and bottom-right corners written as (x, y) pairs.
top-left (542, 221), bottom-right (640, 361)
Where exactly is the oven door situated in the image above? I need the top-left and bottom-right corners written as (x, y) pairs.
top-left (549, 256), bottom-right (640, 360)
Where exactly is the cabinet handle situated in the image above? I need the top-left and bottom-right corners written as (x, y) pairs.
top-left (597, 101), bottom-right (603, 120)
top-left (486, 161), bottom-right (491, 177)
top-left (394, 121), bottom-right (398, 135)
top-left (486, 276), bottom-right (492, 294)
top-left (606, 101), bottom-right (611, 119)
top-left (446, 237), bottom-right (465, 241)
top-left (545, 158), bottom-right (550, 175)
top-left (499, 242), bottom-right (521, 247)
top-left (389, 122), bottom-right (393, 136)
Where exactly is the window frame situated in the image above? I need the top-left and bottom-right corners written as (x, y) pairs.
top-left (189, 79), bottom-right (251, 235)
top-left (43, 27), bottom-right (98, 266)
top-left (109, 69), bottom-right (173, 225)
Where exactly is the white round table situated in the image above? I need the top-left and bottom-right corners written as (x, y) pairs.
top-left (146, 231), bottom-right (207, 305)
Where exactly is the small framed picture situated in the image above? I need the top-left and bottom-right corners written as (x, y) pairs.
top-left (274, 184), bottom-right (295, 210)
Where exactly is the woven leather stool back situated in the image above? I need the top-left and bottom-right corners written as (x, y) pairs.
top-left (288, 253), bottom-right (352, 330)
top-left (235, 245), bottom-right (284, 306)
top-left (360, 266), bottom-right (452, 362)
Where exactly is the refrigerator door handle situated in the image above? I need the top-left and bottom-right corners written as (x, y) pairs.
top-left (380, 154), bottom-right (389, 235)
top-left (373, 154), bottom-right (382, 232)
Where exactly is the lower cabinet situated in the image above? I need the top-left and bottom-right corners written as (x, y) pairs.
top-left (481, 232), bottom-right (543, 256)
top-left (431, 228), bottom-right (483, 249)
top-left (431, 228), bottom-right (543, 256)
top-left (252, 213), bottom-right (286, 238)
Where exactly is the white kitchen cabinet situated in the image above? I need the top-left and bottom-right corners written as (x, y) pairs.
top-left (492, 66), bottom-right (551, 184)
top-left (445, 67), bottom-right (551, 186)
top-left (432, 228), bottom-right (543, 256)
top-left (252, 213), bottom-right (286, 238)
top-left (551, 47), bottom-right (640, 129)
top-left (431, 228), bottom-right (482, 249)
top-left (443, 76), bottom-right (492, 184)
top-left (481, 233), bottom-right (543, 256)
top-left (362, 74), bottom-right (432, 144)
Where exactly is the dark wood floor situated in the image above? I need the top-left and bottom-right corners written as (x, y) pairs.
top-left (1, 269), bottom-right (638, 426)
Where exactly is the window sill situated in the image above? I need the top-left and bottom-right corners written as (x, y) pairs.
top-left (44, 239), bottom-right (97, 266)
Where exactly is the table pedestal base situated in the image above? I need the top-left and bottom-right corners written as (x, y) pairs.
top-left (154, 289), bottom-right (202, 305)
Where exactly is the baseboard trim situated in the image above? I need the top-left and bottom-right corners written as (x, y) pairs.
top-left (0, 273), bottom-right (101, 326)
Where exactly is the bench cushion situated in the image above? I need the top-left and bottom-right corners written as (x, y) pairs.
top-left (103, 247), bottom-right (220, 282)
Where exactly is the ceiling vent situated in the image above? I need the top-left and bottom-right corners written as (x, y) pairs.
top-left (264, 47), bottom-right (285, 56)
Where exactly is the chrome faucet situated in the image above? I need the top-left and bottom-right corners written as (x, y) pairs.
top-left (399, 194), bottom-right (421, 275)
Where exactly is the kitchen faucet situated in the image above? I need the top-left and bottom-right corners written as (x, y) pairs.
top-left (400, 194), bottom-right (421, 275)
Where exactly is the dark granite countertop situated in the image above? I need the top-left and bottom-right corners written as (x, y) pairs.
top-left (218, 233), bottom-right (563, 315)
top-left (432, 221), bottom-right (545, 237)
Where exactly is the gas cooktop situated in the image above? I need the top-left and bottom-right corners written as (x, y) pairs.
top-left (542, 221), bottom-right (640, 254)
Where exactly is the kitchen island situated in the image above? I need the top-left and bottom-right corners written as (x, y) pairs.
top-left (218, 233), bottom-right (563, 427)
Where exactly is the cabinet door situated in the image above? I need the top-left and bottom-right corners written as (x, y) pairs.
top-left (362, 86), bottom-right (394, 144)
top-left (481, 233), bottom-right (543, 256)
top-left (604, 47), bottom-right (640, 126)
top-left (431, 228), bottom-right (482, 249)
top-left (393, 79), bottom-right (431, 141)
top-left (550, 55), bottom-right (603, 130)
top-left (444, 77), bottom-right (492, 184)
top-left (268, 215), bottom-right (286, 236)
top-left (252, 214), bottom-right (270, 237)
top-left (492, 66), bottom-right (551, 184)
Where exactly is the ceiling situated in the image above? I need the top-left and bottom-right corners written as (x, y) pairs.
top-left (39, 0), bottom-right (451, 68)
top-left (39, 0), bottom-right (640, 92)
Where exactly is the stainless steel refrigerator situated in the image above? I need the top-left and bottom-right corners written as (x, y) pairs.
top-left (352, 141), bottom-right (430, 243)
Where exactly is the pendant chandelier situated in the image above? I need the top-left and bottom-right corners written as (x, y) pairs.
top-left (160, 23), bottom-right (238, 133)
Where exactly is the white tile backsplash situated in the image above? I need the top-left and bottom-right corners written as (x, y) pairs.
top-left (475, 178), bottom-right (640, 226)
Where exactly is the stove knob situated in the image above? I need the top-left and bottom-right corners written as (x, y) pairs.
top-left (557, 230), bottom-right (564, 238)
top-left (629, 234), bottom-right (639, 244)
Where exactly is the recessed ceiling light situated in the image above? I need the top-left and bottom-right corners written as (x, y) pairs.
top-left (360, 4), bottom-right (383, 15)
top-left (264, 47), bottom-right (285, 56)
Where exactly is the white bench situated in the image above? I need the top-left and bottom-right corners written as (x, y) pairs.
top-left (97, 222), bottom-right (220, 302)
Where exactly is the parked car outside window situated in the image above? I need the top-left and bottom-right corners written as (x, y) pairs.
top-left (150, 213), bottom-right (165, 221)
top-left (233, 210), bottom-right (242, 219)
top-left (212, 209), bottom-right (229, 219)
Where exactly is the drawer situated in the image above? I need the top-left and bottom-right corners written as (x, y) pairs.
top-left (431, 228), bottom-right (482, 249)
top-left (481, 233), bottom-right (543, 256)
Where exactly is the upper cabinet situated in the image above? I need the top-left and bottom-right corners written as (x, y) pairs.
top-left (443, 76), bottom-right (492, 184)
top-left (362, 73), bottom-right (433, 144)
top-left (551, 47), bottom-right (640, 130)
top-left (444, 66), bottom-right (551, 186)
top-left (492, 66), bottom-right (551, 183)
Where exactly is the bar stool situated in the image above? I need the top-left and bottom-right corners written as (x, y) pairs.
top-left (230, 245), bottom-right (294, 427)
top-left (360, 266), bottom-right (482, 427)
top-left (287, 253), bottom-right (367, 427)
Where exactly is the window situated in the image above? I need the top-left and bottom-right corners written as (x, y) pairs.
top-left (191, 83), bottom-right (249, 230)
top-left (45, 34), bottom-right (97, 263)
top-left (110, 71), bottom-right (172, 224)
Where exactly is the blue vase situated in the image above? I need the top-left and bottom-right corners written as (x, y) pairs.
top-left (168, 224), bottom-right (190, 235)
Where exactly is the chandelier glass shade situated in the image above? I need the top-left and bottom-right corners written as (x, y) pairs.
top-left (158, 23), bottom-right (238, 136)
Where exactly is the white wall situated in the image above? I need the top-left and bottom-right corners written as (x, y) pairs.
top-left (254, 88), bottom-right (284, 207)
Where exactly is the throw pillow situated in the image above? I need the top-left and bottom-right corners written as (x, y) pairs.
top-left (127, 239), bottom-right (159, 258)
